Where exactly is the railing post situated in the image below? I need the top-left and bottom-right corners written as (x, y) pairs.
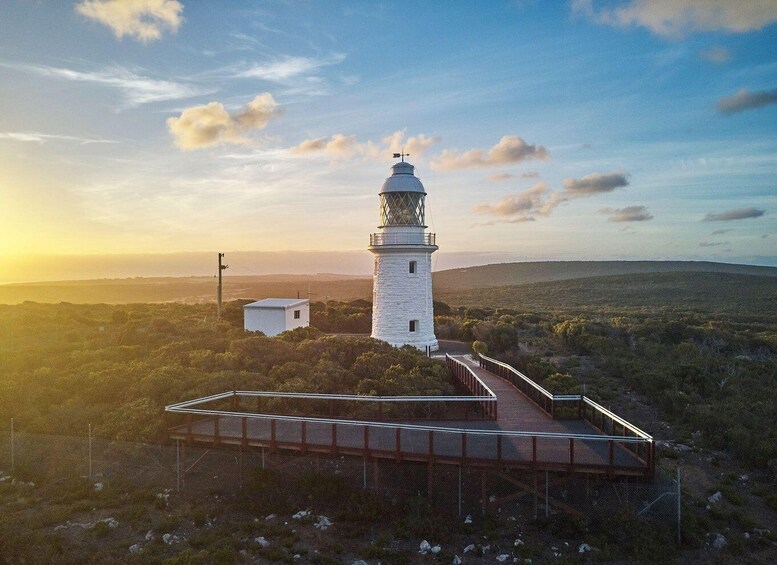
top-left (270, 419), bottom-right (276, 452)
top-left (428, 430), bottom-right (434, 458)
top-left (331, 424), bottom-right (337, 455)
top-left (461, 433), bottom-right (467, 461)
top-left (363, 426), bottom-right (369, 452)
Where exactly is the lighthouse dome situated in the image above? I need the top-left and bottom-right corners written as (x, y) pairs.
top-left (380, 161), bottom-right (425, 194)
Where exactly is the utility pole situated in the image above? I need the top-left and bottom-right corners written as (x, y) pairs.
top-left (217, 253), bottom-right (229, 320)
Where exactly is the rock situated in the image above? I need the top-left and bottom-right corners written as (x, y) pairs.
top-left (353, 561), bottom-right (369, 565)
top-left (255, 536), bottom-right (270, 548)
top-left (709, 533), bottom-right (727, 549)
top-left (514, 539), bottom-right (524, 547)
top-left (452, 555), bottom-right (462, 565)
top-left (265, 514), bottom-right (277, 521)
top-left (578, 543), bottom-right (592, 553)
top-left (100, 517), bottom-right (119, 529)
top-left (93, 482), bottom-right (103, 492)
top-left (292, 509), bottom-right (310, 520)
top-left (481, 544), bottom-right (491, 553)
top-left (419, 540), bottom-right (431, 554)
top-left (489, 495), bottom-right (497, 503)
top-left (708, 491), bottom-right (722, 504)
top-left (464, 514), bottom-right (472, 524)
top-left (162, 533), bottom-right (182, 545)
top-left (496, 554), bottom-right (509, 562)
top-left (293, 554), bottom-right (301, 560)
top-left (145, 530), bottom-right (154, 541)
top-left (744, 532), bottom-right (750, 540)
top-left (739, 474), bottom-right (749, 482)
top-left (463, 544), bottom-right (475, 554)
top-left (129, 544), bottom-right (141, 554)
top-left (431, 545), bottom-right (441, 554)
top-left (314, 515), bottom-right (333, 530)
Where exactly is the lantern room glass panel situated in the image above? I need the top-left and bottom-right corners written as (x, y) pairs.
top-left (379, 192), bottom-right (425, 227)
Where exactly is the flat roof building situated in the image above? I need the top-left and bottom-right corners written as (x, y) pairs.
top-left (243, 298), bottom-right (309, 336)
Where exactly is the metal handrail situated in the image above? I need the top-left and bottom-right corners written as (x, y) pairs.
top-left (167, 390), bottom-right (494, 411)
top-left (369, 232), bottom-right (436, 246)
top-left (164, 405), bottom-right (651, 444)
top-left (445, 354), bottom-right (497, 399)
top-left (583, 397), bottom-right (651, 440)
top-left (479, 354), bottom-right (554, 400)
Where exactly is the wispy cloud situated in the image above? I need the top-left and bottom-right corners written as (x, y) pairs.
top-left (238, 54), bottom-right (346, 82)
top-left (699, 46), bottom-right (731, 64)
top-left (563, 172), bottom-right (629, 195)
top-left (288, 130), bottom-right (438, 161)
top-left (76, 0), bottom-right (183, 43)
top-left (572, 0), bottom-right (777, 38)
top-left (430, 135), bottom-right (549, 171)
top-left (598, 205), bottom-right (653, 222)
top-left (474, 170), bottom-right (632, 223)
top-left (717, 88), bottom-right (777, 114)
top-left (167, 93), bottom-right (281, 150)
top-left (1, 62), bottom-right (214, 108)
top-left (703, 207), bottom-right (766, 221)
top-left (699, 241), bottom-right (728, 247)
top-left (0, 131), bottom-right (117, 145)
top-left (489, 173), bottom-right (514, 182)
top-left (711, 229), bottom-right (732, 235)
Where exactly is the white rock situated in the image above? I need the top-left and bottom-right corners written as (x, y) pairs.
top-left (463, 544), bottom-right (475, 554)
top-left (265, 514), bottom-right (277, 521)
top-left (707, 491), bottom-right (722, 504)
top-left (489, 495), bottom-right (497, 503)
top-left (315, 515), bottom-right (333, 530)
top-left (452, 555), bottom-right (462, 565)
top-left (578, 543), bottom-right (592, 553)
top-left (292, 509), bottom-right (310, 520)
top-left (464, 514), bottom-right (472, 524)
top-left (93, 482), bottom-right (103, 492)
top-left (431, 545), bottom-right (441, 554)
top-left (744, 532), bottom-right (751, 540)
top-left (100, 517), bottom-right (119, 529)
top-left (255, 536), bottom-right (270, 548)
top-left (293, 554), bottom-right (301, 560)
top-left (496, 554), bottom-right (509, 562)
top-left (419, 540), bottom-right (431, 554)
top-left (129, 544), bottom-right (141, 554)
top-left (482, 544), bottom-right (491, 553)
top-left (514, 539), bottom-right (524, 547)
top-left (145, 530), bottom-right (154, 541)
top-left (713, 534), bottom-right (727, 549)
top-left (353, 561), bottom-right (369, 565)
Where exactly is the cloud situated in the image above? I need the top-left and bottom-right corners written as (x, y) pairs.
top-left (239, 54), bottom-right (346, 82)
top-left (430, 135), bottom-right (549, 171)
top-left (1, 61), bottom-right (212, 108)
top-left (0, 132), bottom-right (116, 145)
top-left (711, 229), bottom-right (731, 235)
top-left (521, 171), bottom-right (540, 178)
top-left (381, 130), bottom-right (440, 157)
top-left (489, 173), bottom-right (514, 182)
top-left (572, 0), bottom-right (777, 37)
top-left (473, 182), bottom-right (549, 219)
top-left (76, 0), bottom-right (183, 43)
top-left (717, 88), bottom-right (777, 114)
top-left (563, 172), bottom-right (629, 195)
top-left (288, 130), bottom-right (437, 160)
top-left (167, 93), bottom-right (280, 150)
top-left (699, 241), bottom-right (728, 247)
top-left (699, 47), bottom-right (731, 64)
top-left (598, 205), bottom-right (653, 222)
top-left (703, 207), bottom-right (766, 221)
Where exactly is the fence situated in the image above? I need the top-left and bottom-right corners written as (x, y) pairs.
top-left (0, 427), bottom-right (680, 539)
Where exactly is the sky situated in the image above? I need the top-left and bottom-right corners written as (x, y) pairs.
top-left (0, 0), bottom-right (776, 283)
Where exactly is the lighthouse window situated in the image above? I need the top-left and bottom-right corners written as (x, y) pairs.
top-left (409, 261), bottom-right (416, 274)
top-left (294, 310), bottom-right (301, 319)
top-left (409, 320), bottom-right (417, 332)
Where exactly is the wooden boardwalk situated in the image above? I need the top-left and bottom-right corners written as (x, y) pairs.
top-left (167, 355), bottom-right (652, 478)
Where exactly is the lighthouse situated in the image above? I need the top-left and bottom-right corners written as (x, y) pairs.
top-left (369, 156), bottom-right (439, 352)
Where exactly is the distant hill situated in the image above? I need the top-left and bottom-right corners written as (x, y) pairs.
top-left (436, 272), bottom-right (777, 317)
top-left (2, 260), bottom-right (776, 309)
top-left (433, 261), bottom-right (777, 291)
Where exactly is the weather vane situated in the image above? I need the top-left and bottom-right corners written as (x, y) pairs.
top-left (392, 149), bottom-right (410, 162)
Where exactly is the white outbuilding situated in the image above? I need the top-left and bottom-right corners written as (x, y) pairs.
top-left (243, 298), bottom-right (310, 336)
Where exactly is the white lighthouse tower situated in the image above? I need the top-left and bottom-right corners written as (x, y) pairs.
top-left (369, 156), bottom-right (438, 352)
